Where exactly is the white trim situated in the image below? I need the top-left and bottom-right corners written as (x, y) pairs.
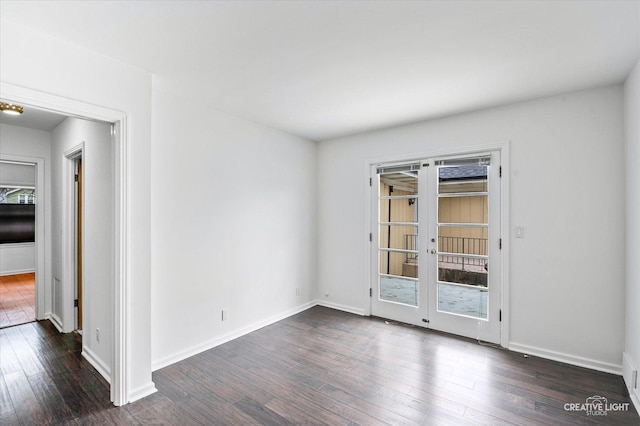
top-left (49, 313), bottom-right (63, 332)
top-left (151, 301), bottom-right (317, 371)
top-left (366, 142), bottom-right (509, 167)
top-left (315, 300), bottom-right (366, 316)
top-left (509, 342), bottom-right (622, 375)
top-left (0, 154), bottom-right (46, 320)
top-left (499, 142), bottom-right (510, 348)
top-left (623, 352), bottom-right (640, 414)
top-left (0, 81), bottom-right (132, 406)
top-left (82, 345), bottom-right (111, 383)
top-left (0, 242), bottom-right (35, 248)
top-left (128, 383), bottom-right (158, 404)
top-left (63, 144), bottom-right (84, 334)
top-left (0, 269), bottom-right (35, 276)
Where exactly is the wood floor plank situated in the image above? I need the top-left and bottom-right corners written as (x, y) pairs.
top-left (232, 396), bottom-right (295, 426)
top-left (211, 343), bottom-right (337, 408)
top-left (21, 371), bottom-right (76, 425)
top-left (3, 371), bottom-right (48, 425)
top-left (264, 396), bottom-right (348, 426)
top-left (0, 373), bottom-right (15, 416)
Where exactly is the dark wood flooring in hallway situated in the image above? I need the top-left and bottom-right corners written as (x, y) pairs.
top-left (0, 306), bottom-right (638, 425)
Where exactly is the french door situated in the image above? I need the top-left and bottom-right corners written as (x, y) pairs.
top-left (371, 151), bottom-right (502, 344)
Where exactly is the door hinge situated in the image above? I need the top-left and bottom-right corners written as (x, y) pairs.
top-left (74, 174), bottom-right (79, 182)
top-left (369, 177), bottom-right (372, 187)
top-left (499, 309), bottom-right (502, 322)
top-left (499, 238), bottom-right (502, 249)
top-left (499, 166), bottom-right (502, 177)
top-left (74, 299), bottom-right (79, 307)
top-left (369, 288), bottom-right (372, 297)
top-left (422, 318), bottom-right (429, 323)
top-left (369, 233), bottom-right (372, 242)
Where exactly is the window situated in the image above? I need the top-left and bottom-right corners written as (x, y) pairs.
top-left (0, 187), bottom-right (36, 243)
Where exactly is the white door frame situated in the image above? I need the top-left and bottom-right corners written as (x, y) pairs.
top-left (366, 142), bottom-right (510, 348)
top-left (64, 145), bottom-right (84, 334)
top-left (1, 82), bottom-right (130, 405)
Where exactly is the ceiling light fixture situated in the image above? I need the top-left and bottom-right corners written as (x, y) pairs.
top-left (0, 102), bottom-right (24, 115)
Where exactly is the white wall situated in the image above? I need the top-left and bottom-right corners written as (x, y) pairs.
top-left (318, 85), bottom-right (626, 372)
top-left (0, 243), bottom-right (35, 275)
top-left (150, 79), bottom-right (317, 369)
top-left (0, 123), bottom-right (51, 293)
top-left (51, 117), bottom-right (113, 379)
top-left (624, 58), bottom-right (640, 407)
top-left (0, 19), bottom-right (154, 402)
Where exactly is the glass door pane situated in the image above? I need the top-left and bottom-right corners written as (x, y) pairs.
top-left (436, 164), bottom-right (489, 319)
top-left (378, 171), bottom-right (419, 306)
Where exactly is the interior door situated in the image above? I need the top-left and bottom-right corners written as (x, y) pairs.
top-left (76, 158), bottom-right (83, 331)
top-left (371, 152), bottom-right (501, 343)
top-left (425, 153), bottom-right (501, 343)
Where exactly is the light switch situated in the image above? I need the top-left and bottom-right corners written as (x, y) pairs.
top-left (515, 226), bottom-right (525, 238)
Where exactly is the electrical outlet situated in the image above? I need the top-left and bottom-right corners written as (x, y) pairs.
top-left (96, 328), bottom-right (100, 343)
top-left (222, 309), bottom-right (229, 321)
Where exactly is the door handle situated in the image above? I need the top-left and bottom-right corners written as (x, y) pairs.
top-left (430, 249), bottom-right (437, 254)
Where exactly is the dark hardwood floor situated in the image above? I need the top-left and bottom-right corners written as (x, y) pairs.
top-left (1, 306), bottom-right (638, 425)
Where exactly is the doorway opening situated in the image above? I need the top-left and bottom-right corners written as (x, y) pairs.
top-left (0, 160), bottom-right (39, 328)
top-left (73, 156), bottom-right (83, 332)
top-left (1, 82), bottom-right (131, 405)
top-left (370, 148), bottom-right (508, 345)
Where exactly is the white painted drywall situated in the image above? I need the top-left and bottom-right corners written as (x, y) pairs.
top-left (150, 79), bottom-right (317, 369)
top-left (0, 123), bottom-right (51, 298)
top-left (624, 58), bottom-right (640, 404)
top-left (0, 243), bottom-right (35, 275)
top-left (51, 117), bottom-right (113, 377)
top-left (318, 85), bottom-right (626, 371)
top-left (0, 19), bottom-right (154, 402)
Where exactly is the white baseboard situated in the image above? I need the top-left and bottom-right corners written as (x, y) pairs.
top-left (0, 268), bottom-right (35, 276)
top-left (509, 342), bottom-right (622, 375)
top-left (315, 299), bottom-right (366, 316)
top-left (128, 382), bottom-right (158, 404)
top-left (623, 352), bottom-right (640, 414)
top-left (151, 300), bottom-right (317, 371)
top-left (82, 345), bottom-right (111, 384)
top-left (49, 314), bottom-right (63, 332)
top-left (630, 389), bottom-right (640, 418)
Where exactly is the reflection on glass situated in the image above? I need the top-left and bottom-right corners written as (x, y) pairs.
top-left (438, 166), bottom-right (487, 194)
top-left (380, 275), bottom-right (418, 306)
top-left (438, 282), bottom-right (487, 319)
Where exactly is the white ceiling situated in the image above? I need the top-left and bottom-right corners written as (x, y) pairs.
top-left (0, 104), bottom-right (67, 132)
top-left (1, 1), bottom-right (639, 140)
